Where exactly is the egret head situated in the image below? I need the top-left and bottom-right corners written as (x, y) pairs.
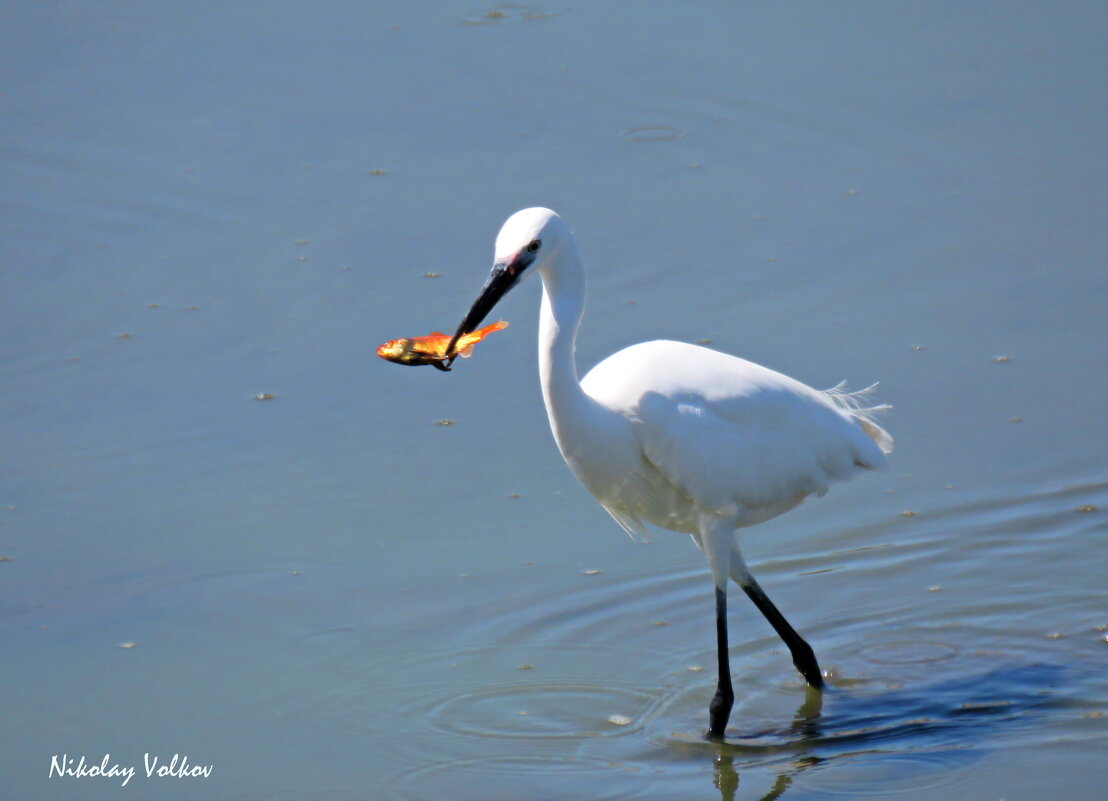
top-left (447, 207), bottom-right (569, 356)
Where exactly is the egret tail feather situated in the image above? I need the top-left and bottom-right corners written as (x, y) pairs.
top-left (824, 381), bottom-right (894, 455)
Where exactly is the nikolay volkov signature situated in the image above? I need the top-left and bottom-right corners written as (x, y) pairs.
top-left (49, 753), bottom-right (212, 787)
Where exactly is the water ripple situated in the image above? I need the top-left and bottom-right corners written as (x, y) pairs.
top-left (622, 125), bottom-right (689, 142)
top-left (421, 680), bottom-right (662, 740)
top-left (390, 755), bottom-right (653, 801)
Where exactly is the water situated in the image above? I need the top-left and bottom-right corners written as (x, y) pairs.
top-left (2, 1), bottom-right (1105, 799)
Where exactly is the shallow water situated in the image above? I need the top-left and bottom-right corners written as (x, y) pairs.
top-left (2, 1), bottom-right (1105, 799)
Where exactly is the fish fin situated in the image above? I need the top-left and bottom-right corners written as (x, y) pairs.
top-left (428, 331), bottom-right (446, 337)
top-left (458, 344), bottom-right (476, 357)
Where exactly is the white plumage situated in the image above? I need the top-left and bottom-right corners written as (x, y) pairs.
top-left (448, 207), bottom-right (893, 738)
top-left (580, 341), bottom-right (892, 540)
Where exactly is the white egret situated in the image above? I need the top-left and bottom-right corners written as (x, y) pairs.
top-left (445, 208), bottom-right (893, 739)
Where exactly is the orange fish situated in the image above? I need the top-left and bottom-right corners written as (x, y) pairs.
top-left (376, 320), bottom-right (509, 371)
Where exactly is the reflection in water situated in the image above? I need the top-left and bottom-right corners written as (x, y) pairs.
top-left (787, 685), bottom-right (825, 741)
top-left (711, 688), bottom-right (823, 801)
top-left (699, 663), bottom-right (1067, 801)
top-left (714, 753), bottom-right (824, 801)
top-left (713, 753), bottom-right (739, 801)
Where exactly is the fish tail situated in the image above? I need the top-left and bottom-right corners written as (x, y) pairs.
top-left (480, 320), bottom-right (509, 334)
top-left (449, 320), bottom-right (508, 357)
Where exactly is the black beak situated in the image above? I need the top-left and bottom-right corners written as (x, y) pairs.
top-left (444, 252), bottom-right (533, 366)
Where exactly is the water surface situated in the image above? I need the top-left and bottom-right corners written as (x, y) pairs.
top-left (2, 1), bottom-right (1105, 799)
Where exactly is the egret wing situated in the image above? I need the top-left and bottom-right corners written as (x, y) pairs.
top-left (584, 341), bottom-right (887, 522)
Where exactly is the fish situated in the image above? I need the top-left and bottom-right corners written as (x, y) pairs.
top-left (376, 320), bottom-right (509, 371)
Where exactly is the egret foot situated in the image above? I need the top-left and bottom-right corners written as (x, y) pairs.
top-left (707, 686), bottom-right (735, 740)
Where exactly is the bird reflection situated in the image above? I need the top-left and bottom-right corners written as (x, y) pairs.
top-left (713, 753), bottom-right (825, 801)
top-left (711, 686), bottom-right (825, 801)
top-left (701, 662), bottom-right (1064, 800)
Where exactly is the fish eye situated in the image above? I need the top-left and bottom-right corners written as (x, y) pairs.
top-left (526, 239), bottom-right (541, 253)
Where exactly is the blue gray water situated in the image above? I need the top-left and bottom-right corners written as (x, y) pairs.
top-left (2, 1), bottom-right (1105, 799)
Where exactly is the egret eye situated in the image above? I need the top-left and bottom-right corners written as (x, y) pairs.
top-left (526, 239), bottom-right (541, 253)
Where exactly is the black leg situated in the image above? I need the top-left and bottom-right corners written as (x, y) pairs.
top-left (741, 576), bottom-right (824, 688)
top-left (707, 585), bottom-right (735, 739)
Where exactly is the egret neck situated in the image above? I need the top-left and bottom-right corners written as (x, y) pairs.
top-left (537, 240), bottom-right (601, 458)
